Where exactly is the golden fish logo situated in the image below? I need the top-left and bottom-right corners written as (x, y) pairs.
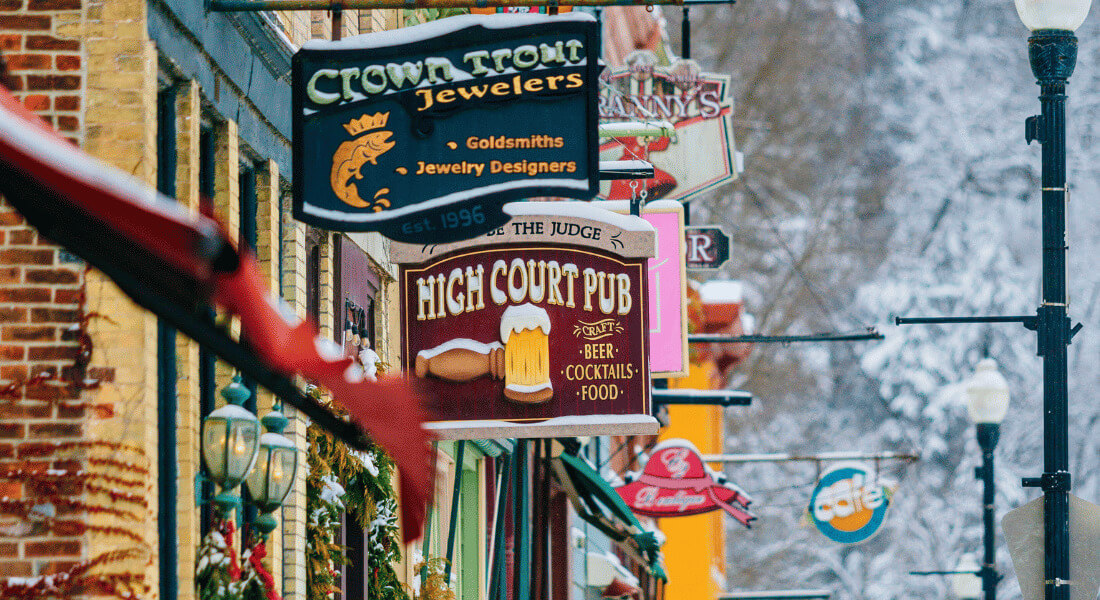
top-left (330, 112), bottom-right (395, 211)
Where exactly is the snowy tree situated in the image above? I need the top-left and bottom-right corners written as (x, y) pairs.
top-left (660, 0), bottom-right (1100, 598)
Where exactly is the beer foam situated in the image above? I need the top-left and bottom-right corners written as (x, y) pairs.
top-left (500, 303), bottom-right (551, 343)
top-left (417, 338), bottom-right (503, 360)
top-left (505, 381), bottom-right (553, 393)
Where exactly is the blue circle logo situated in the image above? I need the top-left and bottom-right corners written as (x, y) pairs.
top-left (808, 463), bottom-right (890, 544)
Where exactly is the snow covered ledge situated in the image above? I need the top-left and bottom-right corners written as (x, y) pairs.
top-left (425, 414), bottom-right (659, 440)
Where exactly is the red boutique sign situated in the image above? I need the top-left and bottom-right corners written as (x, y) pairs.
top-left (391, 202), bottom-right (660, 440)
top-left (616, 439), bottom-right (756, 527)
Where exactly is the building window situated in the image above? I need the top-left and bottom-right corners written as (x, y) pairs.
top-left (155, 84), bottom-right (180, 600)
top-left (239, 161), bottom-right (257, 252)
top-left (199, 124), bottom-right (217, 535)
top-left (337, 235), bottom-right (382, 600)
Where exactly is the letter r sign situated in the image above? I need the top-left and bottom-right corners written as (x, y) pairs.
top-left (683, 226), bottom-right (730, 270)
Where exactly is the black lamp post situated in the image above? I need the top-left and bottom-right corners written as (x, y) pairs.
top-left (966, 359), bottom-right (1010, 600)
top-left (1014, 2), bottom-right (1091, 599)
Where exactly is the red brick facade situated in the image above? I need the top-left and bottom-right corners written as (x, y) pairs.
top-left (0, 0), bottom-right (93, 588)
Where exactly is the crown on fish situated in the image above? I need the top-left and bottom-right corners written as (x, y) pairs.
top-left (343, 112), bottom-right (389, 136)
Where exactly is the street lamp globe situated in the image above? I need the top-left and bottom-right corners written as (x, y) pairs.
top-left (951, 554), bottom-right (982, 600)
top-left (201, 376), bottom-right (261, 508)
top-left (1015, 0), bottom-right (1092, 31)
top-left (244, 407), bottom-right (298, 535)
top-left (966, 358), bottom-right (1010, 425)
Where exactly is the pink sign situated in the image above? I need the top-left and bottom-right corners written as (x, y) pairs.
top-left (604, 200), bottom-right (687, 378)
top-left (615, 439), bottom-right (757, 527)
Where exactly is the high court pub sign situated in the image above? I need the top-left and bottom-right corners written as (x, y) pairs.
top-left (391, 203), bottom-right (660, 439)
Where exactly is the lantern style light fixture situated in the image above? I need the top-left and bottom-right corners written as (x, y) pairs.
top-left (244, 404), bottom-right (299, 536)
top-left (1014, 0), bottom-right (1092, 31)
top-left (965, 358), bottom-right (1009, 600)
top-left (966, 358), bottom-right (1010, 426)
top-left (201, 375), bottom-right (261, 510)
top-left (951, 554), bottom-right (982, 600)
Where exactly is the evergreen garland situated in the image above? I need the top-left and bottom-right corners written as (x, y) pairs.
top-left (305, 385), bottom-right (410, 600)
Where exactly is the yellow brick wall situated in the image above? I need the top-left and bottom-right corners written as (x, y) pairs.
top-left (75, 0), bottom-right (162, 586)
top-left (279, 192), bottom-right (309, 600)
top-left (174, 80), bottom-right (203, 600)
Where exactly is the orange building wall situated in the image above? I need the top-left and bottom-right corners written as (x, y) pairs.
top-left (659, 361), bottom-right (726, 600)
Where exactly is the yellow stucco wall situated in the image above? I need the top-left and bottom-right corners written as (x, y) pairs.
top-left (659, 361), bottom-right (726, 600)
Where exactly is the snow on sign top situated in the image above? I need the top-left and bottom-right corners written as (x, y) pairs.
top-left (303, 12), bottom-right (595, 51)
top-left (699, 280), bottom-right (744, 304)
top-left (389, 201), bottom-right (657, 264)
top-left (503, 201), bottom-right (655, 233)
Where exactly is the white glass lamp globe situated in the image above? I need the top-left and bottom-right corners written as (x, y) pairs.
top-left (1015, 0), bottom-right (1092, 31)
top-left (951, 554), bottom-right (982, 600)
top-left (966, 358), bottom-right (1010, 425)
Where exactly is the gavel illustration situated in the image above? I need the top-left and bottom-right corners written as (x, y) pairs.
top-left (415, 341), bottom-right (505, 382)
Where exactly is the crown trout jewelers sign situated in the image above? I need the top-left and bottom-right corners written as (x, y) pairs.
top-left (292, 14), bottom-right (600, 244)
top-left (391, 202), bottom-right (659, 439)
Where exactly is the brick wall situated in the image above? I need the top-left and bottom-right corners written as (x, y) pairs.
top-left (0, 0), bottom-right (95, 590)
top-left (1, 0), bottom-right (161, 595)
top-left (0, 197), bottom-right (95, 586)
top-left (0, 0), bottom-right (83, 146)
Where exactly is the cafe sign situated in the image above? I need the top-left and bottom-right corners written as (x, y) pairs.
top-left (292, 14), bottom-right (600, 244)
top-left (808, 463), bottom-right (892, 544)
top-left (391, 202), bottom-right (659, 439)
top-left (615, 439), bottom-right (756, 527)
top-left (598, 52), bottom-right (738, 203)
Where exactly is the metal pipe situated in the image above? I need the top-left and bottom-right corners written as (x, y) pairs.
top-left (599, 160), bottom-right (654, 181)
top-left (681, 6), bottom-right (690, 59)
top-left (651, 389), bottom-right (752, 407)
top-left (208, 0), bottom-right (737, 10)
top-left (1026, 28), bottom-right (1075, 600)
top-left (895, 315), bottom-right (1034, 325)
top-left (719, 591), bottom-right (830, 600)
top-left (488, 455), bottom-right (510, 600)
top-left (513, 440), bottom-right (530, 600)
top-left (689, 331), bottom-right (883, 343)
top-left (702, 451), bottom-right (919, 464)
top-left (598, 122), bottom-right (675, 138)
top-left (443, 440), bottom-right (465, 582)
top-left (977, 423), bottom-right (1000, 600)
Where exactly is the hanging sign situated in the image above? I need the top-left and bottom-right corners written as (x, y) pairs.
top-left (684, 226), bottom-right (730, 270)
top-left (598, 52), bottom-right (738, 203)
top-left (603, 200), bottom-right (687, 378)
top-left (615, 439), bottom-right (756, 527)
top-left (808, 463), bottom-right (892, 544)
top-left (292, 14), bottom-right (600, 244)
top-left (392, 202), bottom-right (659, 439)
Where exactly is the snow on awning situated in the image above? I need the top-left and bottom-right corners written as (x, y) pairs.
top-left (0, 84), bottom-right (431, 541)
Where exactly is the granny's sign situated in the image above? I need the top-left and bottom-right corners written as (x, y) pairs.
top-left (808, 463), bottom-right (892, 544)
top-left (391, 202), bottom-right (659, 440)
top-left (292, 14), bottom-right (600, 243)
top-left (598, 53), bottom-right (738, 203)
